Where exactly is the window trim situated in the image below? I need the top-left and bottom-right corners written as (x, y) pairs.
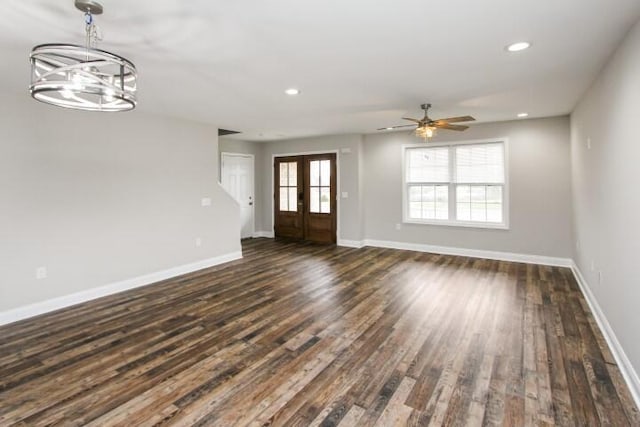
top-left (401, 138), bottom-right (510, 230)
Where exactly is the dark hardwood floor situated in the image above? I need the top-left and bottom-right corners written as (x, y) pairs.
top-left (0, 238), bottom-right (638, 426)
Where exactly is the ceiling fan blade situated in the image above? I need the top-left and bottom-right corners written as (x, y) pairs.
top-left (432, 115), bottom-right (475, 124)
top-left (402, 117), bottom-right (423, 124)
top-left (434, 123), bottom-right (469, 131)
top-left (376, 124), bottom-right (417, 131)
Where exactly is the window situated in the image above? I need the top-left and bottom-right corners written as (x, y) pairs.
top-left (309, 159), bottom-right (331, 213)
top-left (403, 140), bottom-right (507, 228)
top-left (279, 162), bottom-right (298, 212)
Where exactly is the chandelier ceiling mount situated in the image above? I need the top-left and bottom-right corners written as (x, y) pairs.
top-left (74, 0), bottom-right (103, 15)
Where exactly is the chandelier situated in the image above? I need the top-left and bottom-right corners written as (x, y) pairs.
top-left (29, 0), bottom-right (137, 112)
top-left (415, 125), bottom-right (435, 140)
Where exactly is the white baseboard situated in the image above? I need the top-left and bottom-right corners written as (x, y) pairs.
top-left (0, 251), bottom-right (243, 327)
top-left (361, 239), bottom-right (572, 267)
top-left (337, 239), bottom-right (365, 248)
top-left (571, 262), bottom-right (640, 408)
top-left (253, 231), bottom-right (274, 238)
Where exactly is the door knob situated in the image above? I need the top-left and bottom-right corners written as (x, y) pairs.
top-left (249, 202), bottom-right (253, 206)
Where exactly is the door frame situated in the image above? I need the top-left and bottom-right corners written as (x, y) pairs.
top-left (221, 152), bottom-right (255, 238)
top-left (271, 150), bottom-right (341, 241)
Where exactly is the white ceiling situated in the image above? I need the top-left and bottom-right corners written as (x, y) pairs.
top-left (1, 0), bottom-right (639, 141)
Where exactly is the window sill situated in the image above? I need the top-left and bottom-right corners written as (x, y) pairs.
top-left (403, 219), bottom-right (509, 230)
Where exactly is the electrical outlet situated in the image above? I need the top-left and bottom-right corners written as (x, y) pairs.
top-left (36, 267), bottom-right (47, 279)
top-left (341, 192), bottom-right (349, 199)
top-left (201, 197), bottom-right (212, 207)
top-left (395, 223), bottom-right (402, 231)
top-left (195, 237), bottom-right (202, 247)
top-left (587, 137), bottom-right (592, 150)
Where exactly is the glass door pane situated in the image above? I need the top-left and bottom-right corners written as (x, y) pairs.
top-left (309, 159), bottom-right (331, 214)
top-left (278, 161), bottom-right (298, 212)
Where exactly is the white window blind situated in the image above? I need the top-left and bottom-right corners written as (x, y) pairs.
top-left (407, 147), bottom-right (449, 182)
top-left (455, 143), bottom-right (504, 183)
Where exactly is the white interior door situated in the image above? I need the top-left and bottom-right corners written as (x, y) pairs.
top-left (221, 153), bottom-right (255, 239)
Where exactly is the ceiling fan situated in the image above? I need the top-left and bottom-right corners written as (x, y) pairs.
top-left (378, 103), bottom-right (475, 139)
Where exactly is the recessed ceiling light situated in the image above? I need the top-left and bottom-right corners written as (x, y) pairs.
top-left (517, 112), bottom-right (529, 118)
top-left (385, 127), bottom-right (394, 130)
top-left (506, 41), bottom-right (531, 52)
top-left (285, 88), bottom-right (300, 95)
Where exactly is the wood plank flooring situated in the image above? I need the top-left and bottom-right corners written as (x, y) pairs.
top-left (0, 238), bottom-right (638, 426)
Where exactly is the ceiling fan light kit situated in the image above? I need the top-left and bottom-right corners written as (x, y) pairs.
top-left (415, 125), bottom-right (435, 139)
top-left (378, 103), bottom-right (475, 140)
top-left (29, 0), bottom-right (137, 112)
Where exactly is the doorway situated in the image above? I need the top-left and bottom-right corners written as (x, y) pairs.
top-left (221, 153), bottom-right (255, 239)
top-left (274, 153), bottom-right (337, 244)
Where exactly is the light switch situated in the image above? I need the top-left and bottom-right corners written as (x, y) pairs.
top-left (341, 192), bottom-right (349, 198)
top-left (201, 197), bottom-right (212, 207)
top-left (341, 147), bottom-right (352, 154)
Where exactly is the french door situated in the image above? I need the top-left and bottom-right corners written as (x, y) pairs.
top-left (274, 153), bottom-right (337, 244)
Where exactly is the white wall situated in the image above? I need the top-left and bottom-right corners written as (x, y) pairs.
top-left (0, 95), bottom-right (241, 314)
top-left (255, 118), bottom-right (572, 259)
top-left (571, 20), bottom-right (640, 392)
top-left (257, 134), bottom-right (364, 242)
top-left (363, 116), bottom-right (573, 258)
